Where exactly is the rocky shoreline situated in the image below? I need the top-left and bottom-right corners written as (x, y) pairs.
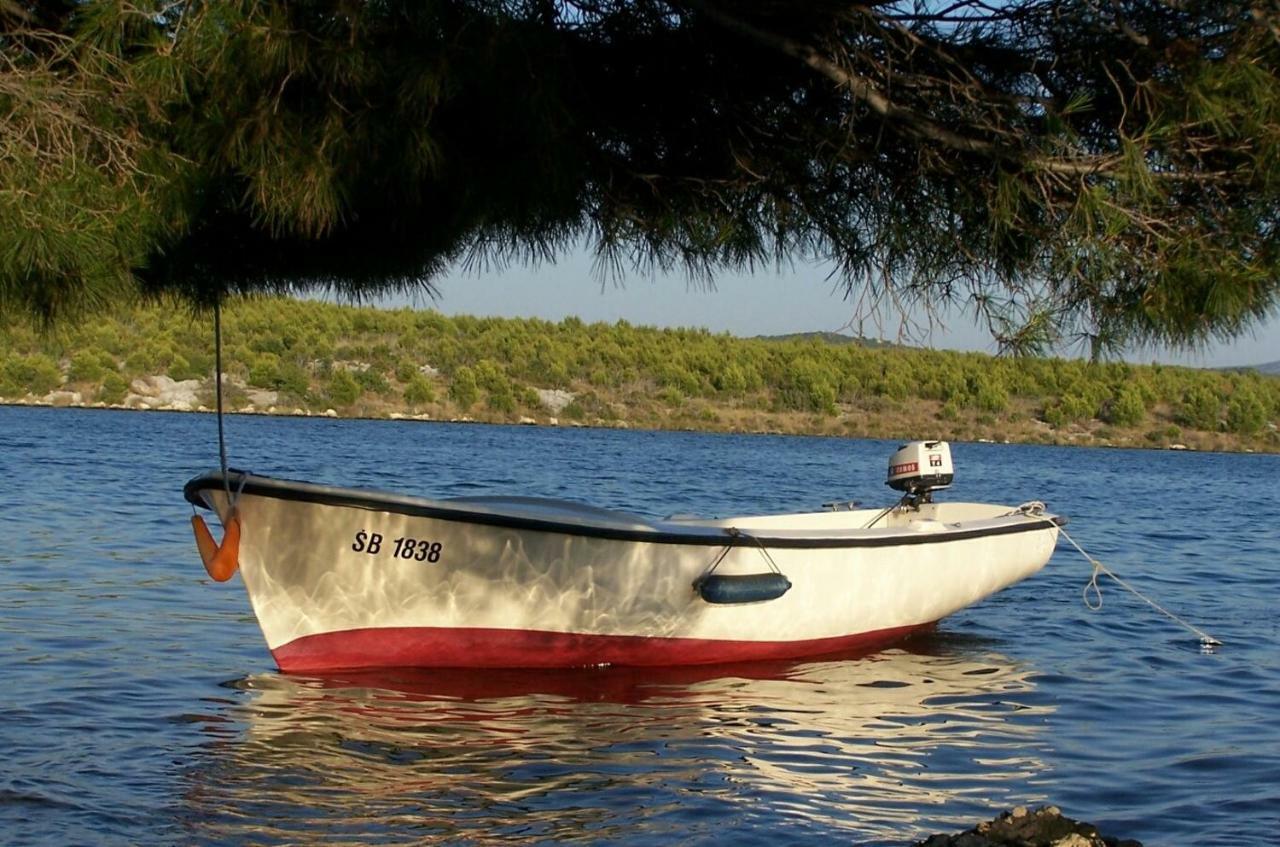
top-left (0, 375), bottom-right (582, 423)
top-left (2, 371), bottom-right (1277, 453)
top-left (915, 807), bottom-right (1141, 847)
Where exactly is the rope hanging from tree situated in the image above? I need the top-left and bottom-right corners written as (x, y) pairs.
top-left (189, 295), bottom-right (243, 583)
top-left (214, 296), bottom-right (231, 503)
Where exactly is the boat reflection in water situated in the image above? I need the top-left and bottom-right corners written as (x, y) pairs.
top-left (185, 636), bottom-right (1055, 845)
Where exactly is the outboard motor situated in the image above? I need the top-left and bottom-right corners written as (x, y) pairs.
top-left (886, 440), bottom-right (954, 503)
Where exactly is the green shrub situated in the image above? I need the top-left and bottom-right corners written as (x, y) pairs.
top-left (2, 354), bottom-right (62, 395)
top-left (1064, 394), bottom-right (1096, 421)
top-left (965, 372), bottom-right (1009, 413)
top-left (657, 363), bottom-right (701, 396)
top-left (68, 351), bottom-right (104, 383)
top-left (167, 354), bottom-right (205, 382)
top-left (473, 360), bottom-right (505, 392)
top-left (974, 383), bottom-right (1009, 413)
top-left (937, 369), bottom-right (967, 402)
top-left (449, 366), bottom-right (479, 409)
top-left (713, 363), bottom-right (748, 395)
top-left (1103, 384), bottom-right (1146, 427)
top-left (403, 375), bottom-right (435, 407)
top-left (248, 356), bottom-right (281, 389)
top-left (875, 371), bottom-right (912, 401)
top-left (543, 359), bottom-right (572, 387)
top-left (251, 335), bottom-right (286, 355)
top-left (0, 357), bottom-right (19, 397)
top-left (781, 358), bottom-right (837, 414)
top-left (276, 361), bottom-right (312, 398)
top-left (395, 361), bottom-right (418, 383)
top-left (1044, 392), bottom-right (1096, 428)
top-left (326, 370), bottom-right (361, 407)
top-left (98, 372), bottom-right (128, 404)
top-left (1177, 386), bottom-right (1221, 431)
top-left (807, 379), bottom-right (838, 415)
top-left (486, 387), bottom-right (516, 413)
top-left (1226, 392), bottom-right (1266, 435)
top-left (355, 367), bottom-right (390, 395)
top-left (369, 343), bottom-right (396, 372)
top-left (123, 347), bottom-right (158, 376)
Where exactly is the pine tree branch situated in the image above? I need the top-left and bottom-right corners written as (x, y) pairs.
top-left (682, 0), bottom-right (1123, 177)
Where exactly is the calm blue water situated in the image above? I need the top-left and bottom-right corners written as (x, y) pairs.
top-left (1, 405), bottom-right (1277, 846)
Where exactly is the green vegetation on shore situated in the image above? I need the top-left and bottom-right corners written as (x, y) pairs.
top-left (2, 297), bottom-right (1277, 452)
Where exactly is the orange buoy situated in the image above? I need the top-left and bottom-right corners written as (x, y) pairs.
top-left (191, 508), bottom-right (241, 582)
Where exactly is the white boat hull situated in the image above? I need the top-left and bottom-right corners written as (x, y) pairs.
top-left (186, 472), bottom-right (1061, 671)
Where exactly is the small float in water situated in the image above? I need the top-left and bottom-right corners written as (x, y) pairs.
top-left (185, 441), bottom-right (1063, 671)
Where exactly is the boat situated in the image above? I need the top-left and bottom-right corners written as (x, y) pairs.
top-left (184, 441), bottom-right (1063, 671)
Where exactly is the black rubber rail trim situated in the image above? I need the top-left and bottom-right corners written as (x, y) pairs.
top-left (184, 470), bottom-right (1066, 550)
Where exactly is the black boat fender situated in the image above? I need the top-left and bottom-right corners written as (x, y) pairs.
top-left (694, 572), bottom-right (792, 604)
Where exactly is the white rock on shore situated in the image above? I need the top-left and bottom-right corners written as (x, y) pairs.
top-left (126, 375), bottom-right (203, 411)
top-left (536, 388), bottom-right (575, 414)
top-left (43, 390), bottom-right (83, 407)
top-left (246, 389), bottom-right (279, 407)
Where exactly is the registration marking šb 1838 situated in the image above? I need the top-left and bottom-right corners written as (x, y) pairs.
top-left (351, 530), bottom-right (442, 562)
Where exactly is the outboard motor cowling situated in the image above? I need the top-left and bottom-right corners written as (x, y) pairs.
top-left (886, 440), bottom-right (954, 497)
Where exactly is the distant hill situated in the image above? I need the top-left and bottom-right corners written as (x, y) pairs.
top-left (755, 331), bottom-right (898, 350)
top-left (1221, 359), bottom-right (1280, 376)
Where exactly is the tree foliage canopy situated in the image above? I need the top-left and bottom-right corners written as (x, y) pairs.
top-left (3, 1), bottom-right (1280, 353)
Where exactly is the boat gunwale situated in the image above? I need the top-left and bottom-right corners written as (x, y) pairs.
top-left (184, 470), bottom-right (1066, 550)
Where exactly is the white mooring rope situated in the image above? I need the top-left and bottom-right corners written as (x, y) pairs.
top-left (1010, 502), bottom-right (1223, 648)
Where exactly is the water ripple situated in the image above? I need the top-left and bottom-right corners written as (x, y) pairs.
top-left (1, 407), bottom-right (1278, 845)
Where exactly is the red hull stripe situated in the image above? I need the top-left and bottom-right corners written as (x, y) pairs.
top-left (271, 623), bottom-right (935, 672)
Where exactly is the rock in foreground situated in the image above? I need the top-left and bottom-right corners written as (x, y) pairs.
top-left (914, 806), bottom-right (1142, 847)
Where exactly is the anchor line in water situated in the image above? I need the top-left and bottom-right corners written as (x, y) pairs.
top-left (1009, 501), bottom-right (1223, 648)
top-left (1063, 525), bottom-right (1224, 647)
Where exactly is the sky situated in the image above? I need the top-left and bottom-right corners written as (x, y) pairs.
top-left (386, 249), bottom-right (1280, 369)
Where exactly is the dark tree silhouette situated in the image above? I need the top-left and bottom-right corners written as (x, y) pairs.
top-left (3, 1), bottom-right (1279, 353)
